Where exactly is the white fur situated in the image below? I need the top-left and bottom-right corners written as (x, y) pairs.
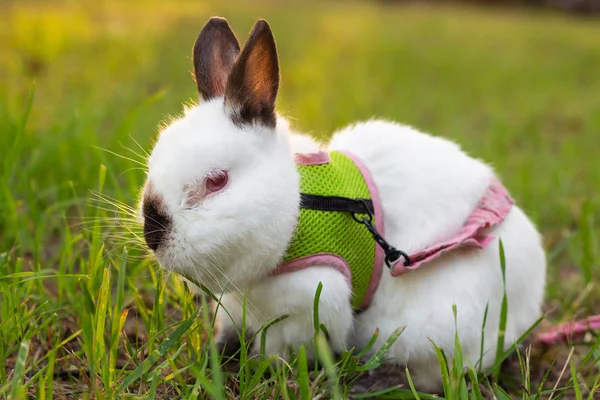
top-left (143, 109), bottom-right (545, 392)
top-left (139, 15), bottom-right (548, 389)
top-left (330, 122), bottom-right (546, 391)
top-left (144, 101), bottom-right (300, 294)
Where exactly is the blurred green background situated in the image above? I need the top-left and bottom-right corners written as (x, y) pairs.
top-left (2, 0), bottom-right (599, 297)
top-left (0, 0), bottom-right (599, 395)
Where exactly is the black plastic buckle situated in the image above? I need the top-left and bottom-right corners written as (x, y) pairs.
top-left (351, 199), bottom-right (411, 268)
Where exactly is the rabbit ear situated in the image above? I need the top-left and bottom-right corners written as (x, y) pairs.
top-left (225, 19), bottom-right (280, 129)
top-left (193, 17), bottom-right (240, 100)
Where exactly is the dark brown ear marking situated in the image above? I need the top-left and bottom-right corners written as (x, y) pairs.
top-left (193, 17), bottom-right (241, 100)
top-left (225, 19), bottom-right (280, 129)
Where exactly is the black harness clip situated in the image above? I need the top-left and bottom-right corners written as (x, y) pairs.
top-left (351, 200), bottom-right (411, 268)
top-left (299, 193), bottom-right (410, 269)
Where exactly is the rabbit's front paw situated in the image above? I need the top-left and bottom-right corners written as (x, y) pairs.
top-left (215, 323), bottom-right (243, 359)
top-left (250, 317), bottom-right (316, 361)
top-left (213, 296), bottom-right (252, 359)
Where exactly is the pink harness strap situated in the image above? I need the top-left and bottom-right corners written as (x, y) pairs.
top-left (390, 177), bottom-right (515, 276)
top-left (538, 316), bottom-right (600, 346)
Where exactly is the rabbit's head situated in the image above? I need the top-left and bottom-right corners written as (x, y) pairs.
top-left (139, 18), bottom-right (299, 293)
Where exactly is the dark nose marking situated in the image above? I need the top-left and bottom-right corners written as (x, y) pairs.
top-left (143, 196), bottom-right (171, 251)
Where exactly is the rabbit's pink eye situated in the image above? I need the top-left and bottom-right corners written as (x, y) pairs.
top-left (206, 171), bottom-right (228, 193)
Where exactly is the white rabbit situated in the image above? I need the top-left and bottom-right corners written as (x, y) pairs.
top-left (138, 17), bottom-right (546, 392)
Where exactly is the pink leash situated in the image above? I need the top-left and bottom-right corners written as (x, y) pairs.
top-left (537, 315), bottom-right (600, 346)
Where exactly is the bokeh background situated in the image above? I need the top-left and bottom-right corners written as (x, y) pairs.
top-left (3, 0), bottom-right (598, 303)
top-left (1, 0), bottom-right (599, 397)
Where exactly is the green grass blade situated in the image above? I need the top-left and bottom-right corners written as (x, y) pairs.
top-left (535, 357), bottom-right (557, 397)
top-left (10, 339), bottom-right (30, 400)
top-left (466, 369), bottom-right (483, 400)
top-left (579, 200), bottom-right (596, 283)
top-left (570, 357), bottom-right (583, 400)
top-left (115, 310), bottom-right (199, 396)
top-left (316, 333), bottom-right (342, 400)
top-left (109, 248), bottom-right (128, 390)
top-left (405, 367), bottom-right (422, 400)
top-left (313, 281), bottom-right (323, 370)
top-left (491, 315), bottom-right (544, 372)
top-left (492, 383), bottom-right (512, 400)
top-left (239, 293), bottom-right (249, 394)
top-left (95, 266), bottom-right (111, 365)
top-left (493, 240), bottom-right (508, 382)
top-left (245, 357), bottom-right (276, 396)
top-left (200, 293), bottom-right (225, 400)
top-left (258, 314), bottom-right (289, 360)
top-left (297, 345), bottom-right (311, 400)
top-left (3, 84), bottom-right (34, 183)
top-left (430, 339), bottom-right (452, 397)
top-left (452, 304), bottom-right (465, 389)
top-left (477, 303), bottom-right (489, 374)
top-left (356, 328), bottom-right (380, 359)
top-left (43, 346), bottom-right (56, 400)
top-left (586, 372), bottom-right (600, 400)
top-left (359, 327), bottom-right (404, 371)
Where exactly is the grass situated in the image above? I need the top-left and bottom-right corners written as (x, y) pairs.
top-left (1, 0), bottom-right (600, 398)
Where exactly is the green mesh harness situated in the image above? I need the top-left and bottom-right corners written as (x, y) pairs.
top-left (273, 150), bottom-right (515, 311)
top-left (274, 150), bottom-right (401, 310)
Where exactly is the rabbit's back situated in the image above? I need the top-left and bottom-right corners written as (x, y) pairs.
top-left (329, 120), bottom-right (546, 391)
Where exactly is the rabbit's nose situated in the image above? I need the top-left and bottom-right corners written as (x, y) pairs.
top-left (143, 198), bottom-right (171, 251)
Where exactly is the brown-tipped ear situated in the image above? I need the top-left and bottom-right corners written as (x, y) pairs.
top-left (225, 19), bottom-right (280, 129)
top-left (193, 17), bottom-right (240, 100)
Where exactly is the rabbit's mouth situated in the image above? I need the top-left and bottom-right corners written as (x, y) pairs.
top-left (150, 235), bottom-right (242, 295)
